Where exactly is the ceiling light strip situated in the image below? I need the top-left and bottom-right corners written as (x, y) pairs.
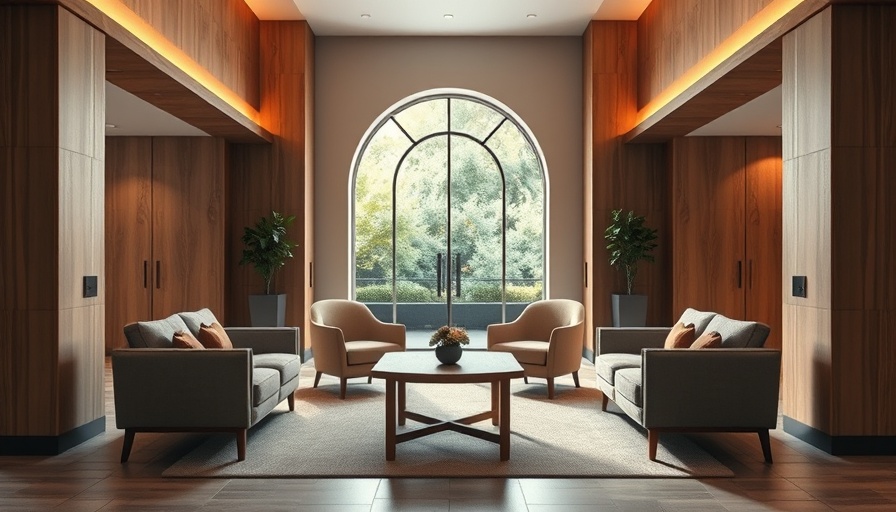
top-left (634, 0), bottom-right (806, 128)
top-left (85, 0), bottom-right (263, 127)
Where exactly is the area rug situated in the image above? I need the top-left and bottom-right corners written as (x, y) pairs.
top-left (163, 373), bottom-right (734, 478)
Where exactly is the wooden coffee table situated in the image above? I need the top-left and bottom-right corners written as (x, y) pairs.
top-left (370, 351), bottom-right (524, 461)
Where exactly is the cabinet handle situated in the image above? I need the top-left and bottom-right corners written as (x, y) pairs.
top-left (737, 260), bottom-right (743, 289)
top-left (436, 253), bottom-right (443, 298)
top-left (584, 262), bottom-right (588, 288)
top-left (309, 262), bottom-right (313, 288)
top-left (143, 260), bottom-right (148, 289)
top-left (155, 260), bottom-right (161, 289)
top-left (455, 253), bottom-right (461, 298)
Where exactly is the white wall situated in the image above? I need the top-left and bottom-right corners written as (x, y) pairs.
top-left (314, 36), bottom-right (583, 301)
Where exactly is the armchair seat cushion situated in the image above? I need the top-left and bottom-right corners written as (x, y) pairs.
top-left (614, 367), bottom-right (643, 407)
top-left (346, 340), bottom-right (404, 365)
top-left (489, 341), bottom-right (548, 366)
top-left (253, 368), bottom-right (280, 407)
top-left (254, 353), bottom-right (301, 385)
top-left (595, 353), bottom-right (641, 385)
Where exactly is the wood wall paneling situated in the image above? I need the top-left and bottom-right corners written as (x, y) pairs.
top-left (745, 137), bottom-right (783, 350)
top-left (671, 137), bottom-right (747, 320)
top-left (585, 21), bottom-right (671, 355)
top-left (782, 302), bottom-right (832, 433)
top-left (637, 0), bottom-right (775, 109)
top-left (583, 24), bottom-right (594, 351)
top-left (104, 137), bottom-right (153, 351)
top-left (150, 137), bottom-right (226, 319)
top-left (229, 22), bottom-right (313, 350)
top-left (118, 0), bottom-right (260, 109)
top-left (788, 8), bottom-right (832, 160)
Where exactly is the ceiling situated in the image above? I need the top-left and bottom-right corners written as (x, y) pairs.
top-left (106, 0), bottom-right (781, 137)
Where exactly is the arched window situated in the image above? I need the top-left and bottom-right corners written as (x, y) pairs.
top-left (351, 89), bottom-right (547, 348)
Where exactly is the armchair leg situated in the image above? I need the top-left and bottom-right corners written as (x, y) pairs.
top-left (547, 378), bottom-right (555, 399)
top-left (572, 371), bottom-right (580, 388)
top-left (314, 371), bottom-right (322, 388)
top-left (524, 376), bottom-right (529, 384)
top-left (368, 376), bottom-right (372, 384)
top-left (600, 393), bottom-right (609, 412)
top-left (236, 428), bottom-right (247, 461)
top-left (758, 429), bottom-right (773, 464)
top-left (287, 393), bottom-right (295, 411)
top-left (340, 378), bottom-right (347, 399)
top-left (120, 429), bottom-right (136, 463)
top-left (648, 429), bottom-right (658, 461)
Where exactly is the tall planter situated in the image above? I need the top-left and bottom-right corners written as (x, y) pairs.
top-left (249, 294), bottom-right (287, 327)
top-left (611, 294), bottom-right (648, 327)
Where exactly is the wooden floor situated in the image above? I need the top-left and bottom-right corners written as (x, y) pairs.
top-left (1, 360), bottom-right (895, 511)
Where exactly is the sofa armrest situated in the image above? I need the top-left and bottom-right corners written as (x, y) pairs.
top-left (111, 349), bottom-right (252, 429)
top-left (225, 327), bottom-right (299, 355)
top-left (641, 348), bottom-right (781, 429)
top-left (596, 327), bottom-right (669, 356)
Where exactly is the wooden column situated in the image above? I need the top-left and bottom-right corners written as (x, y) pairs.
top-left (0, 5), bottom-right (105, 453)
top-left (583, 21), bottom-right (670, 357)
top-left (782, 4), bottom-right (896, 453)
top-left (229, 22), bottom-right (314, 359)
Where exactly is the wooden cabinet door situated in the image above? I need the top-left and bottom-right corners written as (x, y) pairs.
top-left (672, 137), bottom-right (746, 320)
top-left (745, 137), bottom-right (783, 349)
top-left (150, 137), bottom-right (225, 319)
top-left (105, 137), bottom-right (153, 351)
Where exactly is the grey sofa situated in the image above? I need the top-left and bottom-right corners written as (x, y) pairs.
top-left (112, 308), bottom-right (300, 462)
top-left (595, 308), bottom-right (781, 463)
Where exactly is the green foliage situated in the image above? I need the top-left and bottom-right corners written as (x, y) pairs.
top-left (604, 209), bottom-right (658, 295)
top-left (239, 211), bottom-right (297, 295)
top-left (465, 282), bottom-right (543, 303)
top-left (355, 282), bottom-right (434, 302)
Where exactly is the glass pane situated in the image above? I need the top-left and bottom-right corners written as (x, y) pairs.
top-left (450, 136), bottom-right (504, 338)
top-left (450, 98), bottom-right (505, 143)
top-left (354, 119), bottom-right (413, 322)
top-left (394, 135), bottom-right (448, 339)
top-left (393, 98), bottom-right (447, 142)
top-left (486, 121), bottom-right (544, 321)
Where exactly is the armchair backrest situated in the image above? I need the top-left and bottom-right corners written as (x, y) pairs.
top-left (310, 299), bottom-right (381, 342)
top-left (517, 299), bottom-right (584, 342)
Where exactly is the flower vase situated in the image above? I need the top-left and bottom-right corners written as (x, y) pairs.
top-left (435, 343), bottom-right (462, 365)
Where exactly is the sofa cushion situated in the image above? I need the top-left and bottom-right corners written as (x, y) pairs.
top-left (254, 353), bottom-right (301, 385)
top-left (595, 353), bottom-right (641, 385)
top-left (690, 330), bottom-right (722, 349)
top-left (489, 341), bottom-right (548, 366)
top-left (172, 330), bottom-right (204, 349)
top-left (178, 308), bottom-right (219, 338)
top-left (124, 314), bottom-right (190, 348)
top-left (252, 367), bottom-right (280, 407)
top-left (704, 315), bottom-right (770, 348)
top-left (677, 308), bottom-right (717, 336)
top-left (345, 340), bottom-right (404, 365)
top-left (614, 367), bottom-right (642, 407)
top-left (664, 322), bottom-right (696, 349)
top-left (199, 322), bottom-right (234, 349)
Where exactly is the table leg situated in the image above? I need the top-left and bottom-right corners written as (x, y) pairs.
top-left (491, 380), bottom-right (499, 426)
top-left (385, 378), bottom-right (396, 461)
top-left (499, 378), bottom-right (511, 461)
top-left (398, 380), bottom-right (406, 426)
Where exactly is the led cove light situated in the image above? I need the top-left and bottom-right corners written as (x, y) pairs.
top-left (634, 0), bottom-right (806, 129)
top-left (85, 0), bottom-right (263, 128)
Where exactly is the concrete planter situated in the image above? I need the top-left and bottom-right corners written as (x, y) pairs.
top-left (611, 294), bottom-right (648, 327)
top-left (248, 294), bottom-right (287, 327)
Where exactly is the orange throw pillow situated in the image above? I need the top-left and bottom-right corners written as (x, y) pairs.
top-left (664, 322), bottom-right (696, 349)
top-left (691, 330), bottom-right (722, 349)
top-left (172, 330), bottom-right (204, 349)
top-left (198, 322), bottom-right (233, 349)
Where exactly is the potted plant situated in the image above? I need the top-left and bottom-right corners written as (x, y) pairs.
top-left (604, 209), bottom-right (658, 327)
top-left (429, 325), bottom-right (470, 365)
top-left (240, 211), bottom-right (297, 327)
